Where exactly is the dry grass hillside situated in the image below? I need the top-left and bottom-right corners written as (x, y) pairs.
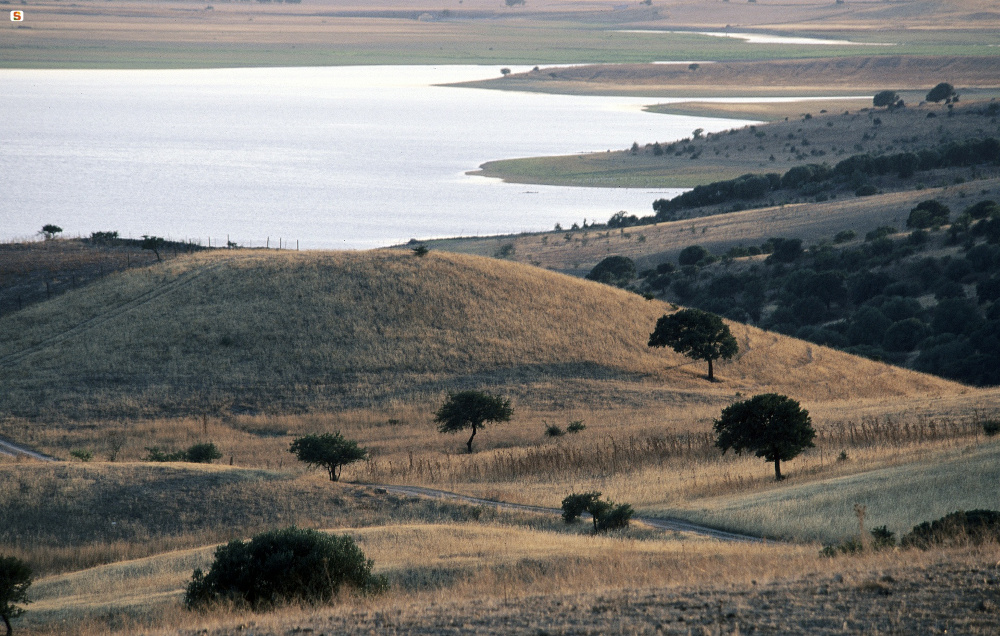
top-left (0, 249), bottom-right (966, 422)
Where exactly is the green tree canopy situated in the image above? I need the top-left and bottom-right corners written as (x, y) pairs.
top-left (435, 390), bottom-right (513, 453)
top-left (926, 82), bottom-right (956, 103)
top-left (184, 527), bottom-right (385, 611)
top-left (648, 309), bottom-right (738, 381)
top-left (713, 393), bottom-right (815, 481)
top-left (40, 224), bottom-right (62, 240)
top-left (141, 235), bottom-right (166, 261)
top-left (873, 90), bottom-right (901, 109)
top-left (288, 433), bottom-right (368, 482)
top-left (0, 555), bottom-right (32, 636)
top-left (585, 256), bottom-right (636, 288)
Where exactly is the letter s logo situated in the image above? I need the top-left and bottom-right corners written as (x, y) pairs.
top-left (11, 11), bottom-right (24, 21)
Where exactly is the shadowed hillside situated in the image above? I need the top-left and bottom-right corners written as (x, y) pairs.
top-left (0, 250), bottom-right (965, 420)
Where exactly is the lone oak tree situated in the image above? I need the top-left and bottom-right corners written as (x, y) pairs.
top-left (648, 308), bottom-right (738, 381)
top-left (288, 433), bottom-right (368, 482)
top-left (435, 390), bottom-right (513, 453)
top-left (713, 393), bottom-right (815, 481)
top-left (0, 555), bottom-right (32, 636)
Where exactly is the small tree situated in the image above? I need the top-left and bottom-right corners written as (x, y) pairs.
top-left (873, 90), bottom-right (901, 109)
top-left (288, 433), bottom-right (368, 482)
top-left (713, 393), bottom-right (815, 481)
top-left (40, 225), bottom-right (62, 240)
top-left (435, 390), bottom-right (513, 453)
top-left (926, 82), bottom-right (956, 103)
top-left (648, 309), bottom-right (738, 382)
top-left (184, 527), bottom-right (385, 611)
top-left (0, 555), bottom-right (32, 636)
top-left (141, 235), bottom-right (165, 261)
top-left (561, 492), bottom-right (634, 533)
top-left (585, 255), bottom-right (636, 288)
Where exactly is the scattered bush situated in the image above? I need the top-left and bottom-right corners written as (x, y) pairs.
top-left (678, 245), bottom-right (710, 266)
top-left (586, 255), bottom-right (636, 287)
top-left (145, 443), bottom-right (223, 464)
top-left (984, 420), bottom-right (1000, 437)
top-left (901, 510), bottom-right (1000, 549)
top-left (560, 492), bottom-right (634, 533)
top-left (185, 442), bottom-right (223, 464)
top-left (69, 449), bottom-right (93, 462)
top-left (184, 527), bottom-right (386, 611)
top-left (567, 420), bottom-right (586, 433)
top-left (907, 200), bottom-right (950, 229)
top-left (544, 424), bottom-right (565, 437)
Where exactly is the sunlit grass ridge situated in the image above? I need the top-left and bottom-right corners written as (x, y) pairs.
top-left (0, 249), bottom-right (965, 420)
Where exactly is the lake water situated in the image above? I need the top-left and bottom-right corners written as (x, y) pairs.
top-left (1, 66), bottom-right (755, 249)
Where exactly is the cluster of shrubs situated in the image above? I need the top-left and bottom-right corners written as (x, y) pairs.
top-left (822, 509), bottom-right (1000, 556)
top-left (624, 200), bottom-right (1000, 385)
top-left (544, 420), bottom-right (586, 437)
top-left (605, 135), bottom-right (1000, 228)
top-left (561, 492), bottom-right (634, 533)
top-left (144, 442), bottom-right (222, 463)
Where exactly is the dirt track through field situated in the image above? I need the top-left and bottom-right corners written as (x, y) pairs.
top-left (375, 484), bottom-right (765, 543)
top-left (0, 433), bottom-right (763, 543)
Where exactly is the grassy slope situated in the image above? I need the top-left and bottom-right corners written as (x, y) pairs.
top-left (659, 439), bottom-right (1000, 543)
top-left (0, 249), bottom-right (966, 421)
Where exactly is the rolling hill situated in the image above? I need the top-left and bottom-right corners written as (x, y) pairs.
top-left (0, 249), bottom-right (966, 421)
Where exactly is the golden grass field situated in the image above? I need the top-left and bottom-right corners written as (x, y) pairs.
top-left (4, 2), bottom-right (1000, 633)
top-left (1, 249), bottom-right (998, 634)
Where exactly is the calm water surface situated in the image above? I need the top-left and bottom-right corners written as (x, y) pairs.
top-left (1, 66), bottom-right (755, 249)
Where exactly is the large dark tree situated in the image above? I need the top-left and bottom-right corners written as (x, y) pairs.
top-left (648, 309), bottom-right (738, 381)
top-left (713, 393), bottom-right (815, 481)
top-left (184, 527), bottom-right (385, 611)
top-left (586, 256), bottom-right (636, 288)
top-left (873, 90), bottom-right (901, 109)
top-left (926, 82), bottom-right (956, 103)
top-left (435, 390), bottom-right (513, 453)
top-left (0, 555), bottom-right (32, 636)
top-left (288, 433), bottom-right (368, 482)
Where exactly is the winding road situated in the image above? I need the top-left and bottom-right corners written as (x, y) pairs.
top-left (0, 435), bottom-right (761, 543)
top-left (374, 484), bottom-right (765, 543)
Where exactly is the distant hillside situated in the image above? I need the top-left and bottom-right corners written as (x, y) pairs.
top-left (0, 250), bottom-right (965, 421)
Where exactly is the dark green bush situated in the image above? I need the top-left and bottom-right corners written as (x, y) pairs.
top-left (560, 492), bottom-right (634, 533)
top-left (901, 510), bottom-right (1000, 549)
top-left (544, 424), bottom-right (565, 437)
top-left (567, 420), bottom-right (586, 433)
top-left (185, 442), bottom-right (222, 463)
top-left (983, 420), bottom-right (1000, 437)
top-left (184, 527), bottom-right (386, 611)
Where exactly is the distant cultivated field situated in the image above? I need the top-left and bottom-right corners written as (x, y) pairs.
top-left (3, 0), bottom-right (1000, 69)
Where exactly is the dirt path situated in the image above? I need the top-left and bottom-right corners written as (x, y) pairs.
top-left (0, 433), bottom-right (760, 543)
top-left (0, 437), bottom-right (57, 461)
top-left (374, 484), bottom-right (765, 543)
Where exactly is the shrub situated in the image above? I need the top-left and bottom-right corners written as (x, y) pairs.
top-left (560, 492), bottom-right (634, 533)
top-left (907, 200), bottom-right (950, 229)
top-left (185, 442), bottom-right (223, 463)
top-left (983, 420), bottom-right (1000, 437)
top-left (833, 230), bottom-right (856, 244)
top-left (678, 245), bottom-right (710, 266)
top-left (586, 255), bottom-right (636, 287)
top-left (544, 424), bottom-right (565, 437)
top-left (144, 446), bottom-right (186, 462)
top-left (184, 527), bottom-right (386, 611)
top-left (70, 449), bottom-right (93, 462)
top-left (855, 184), bottom-right (878, 197)
top-left (567, 420), bottom-right (586, 433)
top-left (901, 510), bottom-right (1000, 549)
